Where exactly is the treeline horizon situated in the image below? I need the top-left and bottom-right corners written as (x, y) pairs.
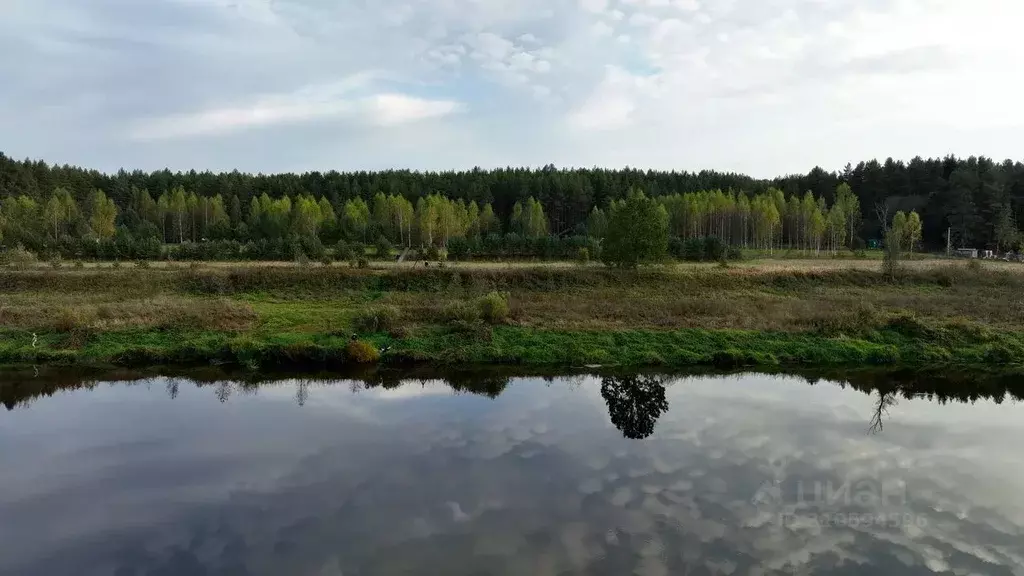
top-left (0, 151), bottom-right (1022, 259)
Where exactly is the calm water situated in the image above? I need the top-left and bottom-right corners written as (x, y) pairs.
top-left (2, 371), bottom-right (1023, 575)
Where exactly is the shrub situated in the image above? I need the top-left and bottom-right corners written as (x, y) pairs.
top-left (349, 242), bottom-right (366, 259)
top-left (50, 258), bottom-right (62, 269)
top-left (442, 301), bottom-right (481, 324)
top-left (320, 255), bottom-right (333, 267)
top-left (726, 246), bottom-right (743, 261)
top-left (352, 305), bottom-right (401, 333)
top-left (477, 291), bottom-right (510, 324)
top-left (357, 257), bottom-right (369, 269)
top-left (54, 307), bottom-right (94, 332)
top-left (374, 237), bottom-right (393, 260)
top-left (681, 238), bottom-right (704, 262)
top-left (73, 260), bottom-right (85, 269)
top-left (5, 245), bottom-right (38, 269)
top-left (425, 245), bottom-right (441, 261)
top-left (967, 259), bottom-right (983, 273)
top-left (335, 240), bottom-right (355, 262)
top-left (295, 251), bottom-right (311, 267)
top-left (667, 236), bottom-right (684, 259)
top-left (135, 259), bottom-right (150, 269)
top-left (703, 237), bottom-right (726, 262)
top-left (447, 237), bottom-right (471, 261)
top-left (346, 339), bottom-right (380, 363)
top-left (575, 247), bottom-right (590, 266)
top-left (111, 261), bottom-right (122, 269)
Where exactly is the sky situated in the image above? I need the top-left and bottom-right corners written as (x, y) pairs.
top-left (2, 0), bottom-right (1023, 177)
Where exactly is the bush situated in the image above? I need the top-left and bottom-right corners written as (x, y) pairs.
top-left (346, 339), bottom-right (380, 363)
top-left (442, 301), bottom-right (481, 324)
top-left (477, 291), bottom-right (510, 324)
top-left (54, 307), bottom-right (94, 332)
top-left (726, 246), bottom-right (743, 261)
top-left (50, 257), bottom-right (62, 269)
top-left (5, 245), bottom-right (38, 269)
top-left (447, 237), bottom-right (471, 261)
top-left (703, 237), bottom-right (726, 261)
top-left (73, 260), bottom-right (85, 269)
top-left (111, 261), bottom-right (122, 269)
top-left (575, 247), bottom-right (590, 266)
top-left (374, 237), bottom-right (393, 260)
top-left (681, 238), bottom-right (704, 262)
top-left (668, 236), bottom-right (685, 259)
top-left (320, 255), bottom-right (332, 267)
top-left (335, 240), bottom-right (355, 262)
top-left (357, 257), bottom-right (369, 269)
top-left (135, 259), bottom-right (150, 269)
top-left (352, 305), bottom-right (401, 333)
top-left (425, 245), bottom-right (441, 261)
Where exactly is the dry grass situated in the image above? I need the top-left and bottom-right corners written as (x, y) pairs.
top-left (0, 294), bottom-right (256, 332)
top-left (2, 258), bottom-right (1022, 338)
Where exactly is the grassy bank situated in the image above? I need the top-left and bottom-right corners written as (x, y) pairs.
top-left (0, 260), bottom-right (1022, 371)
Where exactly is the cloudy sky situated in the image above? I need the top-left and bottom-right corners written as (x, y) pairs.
top-left (2, 0), bottom-right (1022, 177)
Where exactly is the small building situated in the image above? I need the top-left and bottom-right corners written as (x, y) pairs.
top-left (954, 248), bottom-right (978, 259)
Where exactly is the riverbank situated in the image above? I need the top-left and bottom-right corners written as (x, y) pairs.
top-left (0, 261), bottom-right (1022, 371)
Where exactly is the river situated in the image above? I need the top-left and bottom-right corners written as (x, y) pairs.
top-left (1, 369), bottom-right (1022, 575)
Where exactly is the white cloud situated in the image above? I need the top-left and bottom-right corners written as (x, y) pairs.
top-left (130, 78), bottom-right (461, 140)
top-left (368, 93), bottom-right (463, 126)
top-left (4, 0), bottom-right (1024, 175)
top-left (568, 66), bottom-right (642, 130)
top-left (591, 21), bottom-right (614, 37)
top-left (579, 0), bottom-right (610, 14)
top-left (628, 12), bottom-right (659, 27)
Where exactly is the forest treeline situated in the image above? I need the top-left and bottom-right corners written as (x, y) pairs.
top-left (0, 152), bottom-right (1021, 260)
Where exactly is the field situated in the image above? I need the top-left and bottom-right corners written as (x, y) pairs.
top-left (0, 256), bottom-right (1022, 370)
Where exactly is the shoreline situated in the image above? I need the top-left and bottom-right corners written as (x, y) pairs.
top-left (1, 323), bottom-right (1021, 372)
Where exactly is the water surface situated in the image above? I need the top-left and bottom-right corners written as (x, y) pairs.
top-left (1, 371), bottom-right (1023, 575)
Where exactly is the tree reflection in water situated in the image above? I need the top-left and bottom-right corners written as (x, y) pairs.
top-left (600, 374), bottom-right (669, 440)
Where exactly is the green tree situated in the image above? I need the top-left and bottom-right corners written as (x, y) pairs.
top-left (169, 186), bottom-right (188, 243)
top-left (43, 188), bottom-right (78, 240)
top-left (602, 189), bottom-right (669, 268)
top-left (834, 183), bottom-right (861, 249)
top-left (229, 194), bottom-right (242, 226)
top-left (88, 189), bottom-right (118, 240)
top-left (479, 203), bottom-right (498, 236)
top-left (825, 205), bottom-right (847, 255)
top-left (891, 211), bottom-right (908, 253)
top-left (993, 204), bottom-right (1016, 252)
top-left (342, 198), bottom-right (370, 241)
top-left (587, 206), bottom-right (608, 239)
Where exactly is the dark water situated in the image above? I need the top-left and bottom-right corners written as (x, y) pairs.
top-left (2, 371), bottom-right (1023, 576)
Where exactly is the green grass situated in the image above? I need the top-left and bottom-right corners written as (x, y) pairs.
top-left (1, 319), bottom-right (1020, 372)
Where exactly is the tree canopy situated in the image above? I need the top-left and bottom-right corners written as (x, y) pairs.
top-left (1, 152), bottom-right (1022, 260)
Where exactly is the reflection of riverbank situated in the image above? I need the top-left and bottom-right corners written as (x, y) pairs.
top-left (4, 366), bottom-right (1023, 436)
